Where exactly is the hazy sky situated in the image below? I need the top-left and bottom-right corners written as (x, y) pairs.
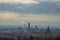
top-left (0, 0), bottom-right (60, 27)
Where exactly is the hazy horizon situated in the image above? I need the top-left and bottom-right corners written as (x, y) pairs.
top-left (0, 0), bottom-right (60, 28)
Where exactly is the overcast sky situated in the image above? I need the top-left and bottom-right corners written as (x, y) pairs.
top-left (0, 0), bottom-right (60, 27)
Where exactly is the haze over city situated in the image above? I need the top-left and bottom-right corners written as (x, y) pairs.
top-left (0, 0), bottom-right (60, 28)
top-left (0, 0), bottom-right (60, 40)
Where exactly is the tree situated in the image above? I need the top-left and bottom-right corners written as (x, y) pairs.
top-left (29, 35), bottom-right (34, 40)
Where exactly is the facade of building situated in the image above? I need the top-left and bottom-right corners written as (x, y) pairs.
top-left (45, 27), bottom-right (52, 37)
